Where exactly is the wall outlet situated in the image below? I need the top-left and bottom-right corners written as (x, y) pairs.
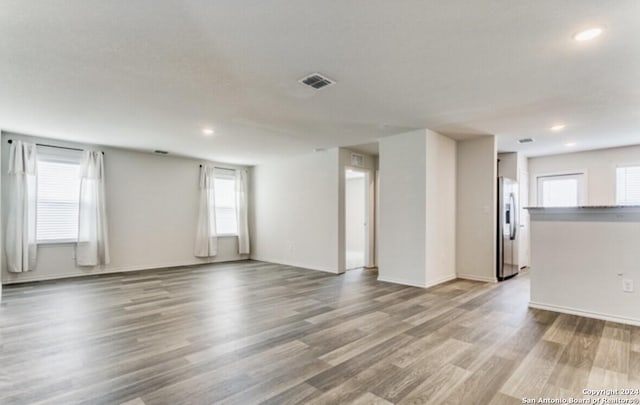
top-left (623, 278), bottom-right (634, 293)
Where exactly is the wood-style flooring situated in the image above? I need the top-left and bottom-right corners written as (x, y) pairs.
top-left (1, 261), bottom-right (639, 404)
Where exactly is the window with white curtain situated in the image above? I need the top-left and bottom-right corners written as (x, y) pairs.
top-left (537, 173), bottom-right (585, 207)
top-left (36, 151), bottom-right (82, 242)
top-left (214, 171), bottom-right (238, 235)
top-left (616, 166), bottom-right (640, 205)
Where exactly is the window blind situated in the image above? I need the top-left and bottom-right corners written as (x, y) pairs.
top-left (616, 166), bottom-right (640, 205)
top-left (36, 159), bottom-right (81, 242)
top-left (214, 175), bottom-right (238, 235)
top-left (537, 174), bottom-right (584, 207)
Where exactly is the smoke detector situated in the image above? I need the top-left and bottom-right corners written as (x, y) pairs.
top-left (299, 73), bottom-right (335, 90)
top-left (517, 138), bottom-right (535, 144)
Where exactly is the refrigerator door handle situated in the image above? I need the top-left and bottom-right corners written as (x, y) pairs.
top-left (509, 193), bottom-right (517, 240)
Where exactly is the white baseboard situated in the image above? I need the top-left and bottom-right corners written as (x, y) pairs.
top-left (248, 256), bottom-right (340, 274)
top-left (456, 273), bottom-right (497, 283)
top-left (2, 257), bottom-right (249, 285)
top-left (377, 274), bottom-right (456, 289)
top-left (377, 276), bottom-right (427, 288)
top-left (529, 301), bottom-right (640, 327)
top-left (425, 274), bottom-right (457, 288)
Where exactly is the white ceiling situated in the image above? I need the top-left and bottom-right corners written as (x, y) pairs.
top-left (1, 1), bottom-right (638, 165)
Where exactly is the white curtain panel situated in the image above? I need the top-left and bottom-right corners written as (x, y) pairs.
top-left (194, 165), bottom-right (218, 257)
top-left (76, 150), bottom-right (110, 266)
top-left (235, 168), bottom-right (250, 254)
top-left (6, 140), bottom-right (38, 272)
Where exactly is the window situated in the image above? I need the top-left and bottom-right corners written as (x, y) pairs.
top-left (214, 171), bottom-right (237, 235)
top-left (36, 153), bottom-right (82, 242)
top-left (537, 173), bottom-right (585, 207)
top-left (616, 166), bottom-right (640, 205)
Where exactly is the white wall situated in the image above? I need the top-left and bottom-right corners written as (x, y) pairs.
top-left (528, 144), bottom-right (640, 206)
top-left (379, 130), bottom-right (428, 287)
top-left (1, 132), bottom-right (249, 284)
top-left (425, 133), bottom-right (457, 285)
top-left (497, 152), bottom-right (517, 180)
top-left (456, 136), bottom-right (497, 282)
top-left (378, 129), bottom-right (456, 288)
top-left (518, 152), bottom-right (530, 267)
top-left (250, 149), bottom-right (340, 273)
top-left (345, 175), bottom-right (365, 269)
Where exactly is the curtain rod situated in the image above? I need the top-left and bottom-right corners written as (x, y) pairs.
top-left (7, 139), bottom-right (104, 155)
top-left (199, 164), bottom-right (236, 171)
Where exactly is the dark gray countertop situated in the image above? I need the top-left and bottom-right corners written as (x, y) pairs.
top-left (525, 205), bottom-right (640, 209)
top-left (526, 205), bottom-right (640, 222)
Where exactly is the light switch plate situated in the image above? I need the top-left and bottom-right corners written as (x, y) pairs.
top-left (623, 278), bottom-right (634, 293)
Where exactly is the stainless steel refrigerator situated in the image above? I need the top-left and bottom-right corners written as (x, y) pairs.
top-left (497, 177), bottom-right (519, 281)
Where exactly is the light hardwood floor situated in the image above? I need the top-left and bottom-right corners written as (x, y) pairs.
top-left (1, 261), bottom-right (638, 404)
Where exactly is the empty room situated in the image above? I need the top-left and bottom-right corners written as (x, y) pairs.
top-left (1, 1), bottom-right (639, 404)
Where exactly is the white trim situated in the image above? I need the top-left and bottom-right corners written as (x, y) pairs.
top-left (425, 274), bottom-right (457, 288)
top-left (36, 147), bottom-right (83, 164)
top-left (456, 273), bottom-right (498, 283)
top-left (2, 257), bottom-right (249, 285)
top-left (377, 276), bottom-right (428, 288)
top-left (344, 165), bottom-right (375, 270)
top-left (247, 256), bottom-right (340, 274)
top-left (37, 239), bottom-right (77, 245)
top-left (534, 169), bottom-right (589, 179)
top-left (615, 162), bottom-right (640, 169)
top-left (377, 274), bottom-right (456, 288)
top-left (529, 301), bottom-right (640, 327)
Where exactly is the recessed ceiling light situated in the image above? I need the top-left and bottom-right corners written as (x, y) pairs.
top-left (202, 128), bottom-right (215, 136)
top-left (565, 142), bottom-right (576, 147)
top-left (573, 27), bottom-right (604, 42)
top-left (550, 124), bottom-right (566, 132)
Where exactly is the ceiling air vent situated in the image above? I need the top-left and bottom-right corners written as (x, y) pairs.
top-left (299, 73), bottom-right (335, 90)
top-left (517, 138), bottom-right (535, 144)
top-left (154, 150), bottom-right (169, 155)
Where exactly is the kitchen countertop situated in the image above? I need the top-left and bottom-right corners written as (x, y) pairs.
top-left (525, 205), bottom-right (640, 209)
top-left (526, 205), bottom-right (640, 222)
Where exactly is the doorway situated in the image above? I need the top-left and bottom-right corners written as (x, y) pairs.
top-left (345, 167), bottom-right (373, 270)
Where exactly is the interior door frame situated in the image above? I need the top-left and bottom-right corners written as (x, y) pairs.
top-left (344, 166), bottom-right (375, 269)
